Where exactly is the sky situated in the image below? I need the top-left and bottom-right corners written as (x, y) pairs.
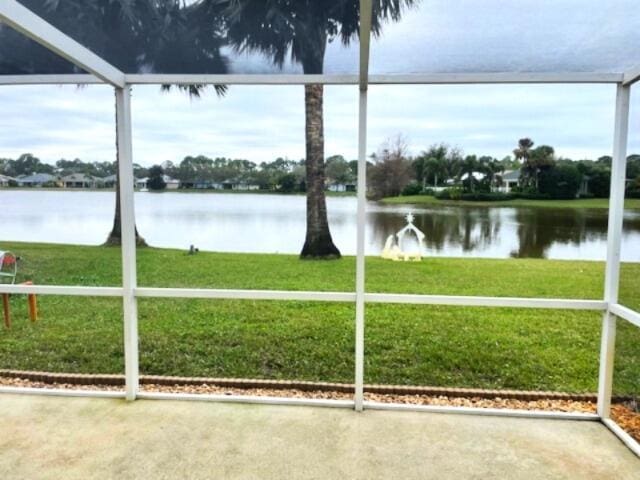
top-left (0, 82), bottom-right (638, 167)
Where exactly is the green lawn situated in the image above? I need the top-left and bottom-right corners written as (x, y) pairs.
top-left (0, 242), bottom-right (638, 395)
top-left (382, 195), bottom-right (640, 210)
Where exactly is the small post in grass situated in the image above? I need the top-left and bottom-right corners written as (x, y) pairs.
top-left (23, 281), bottom-right (37, 322)
top-left (2, 293), bottom-right (9, 329)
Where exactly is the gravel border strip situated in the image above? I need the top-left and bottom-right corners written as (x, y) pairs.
top-left (0, 369), bottom-right (618, 402)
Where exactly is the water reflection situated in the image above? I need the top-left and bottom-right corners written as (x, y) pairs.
top-left (0, 191), bottom-right (638, 261)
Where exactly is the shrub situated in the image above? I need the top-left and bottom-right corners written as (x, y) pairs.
top-left (278, 173), bottom-right (298, 193)
top-left (148, 165), bottom-right (166, 191)
top-left (587, 168), bottom-right (610, 197)
top-left (401, 182), bottom-right (423, 196)
top-left (627, 188), bottom-right (640, 199)
top-left (627, 177), bottom-right (640, 198)
top-left (539, 163), bottom-right (581, 199)
top-left (459, 192), bottom-right (516, 201)
top-left (435, 187), bottom-right (463, 200)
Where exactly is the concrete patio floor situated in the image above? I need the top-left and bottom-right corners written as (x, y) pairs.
top-left (0, 394), bottom-right (638, 479)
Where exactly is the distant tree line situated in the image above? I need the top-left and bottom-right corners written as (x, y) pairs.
top-left (0, 153), bottom-right (357, 192)
top-left (0, 153), bottom-right (148, 182)
top-left (6, 138), bottom-right (640, 201)
top-left (367, 135), bottom-right (640, 200)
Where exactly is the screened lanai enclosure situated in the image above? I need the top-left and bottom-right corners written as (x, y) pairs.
top-left (0, 0), bottom-right (639, 457)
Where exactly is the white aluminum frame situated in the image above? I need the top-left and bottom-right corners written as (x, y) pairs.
top-left (0, 73), bottom-right (628, 86)
top-left (597, 84), bottom-right (631, 419)
top-left (0, 0), bottom-right (639, 457)
top-left (623, 67), bottom-right (640, 86)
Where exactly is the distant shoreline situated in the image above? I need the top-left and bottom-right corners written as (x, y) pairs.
top-left (382, 194), bottom-right (640, 211)
top-left (0, 187), bottom-right (356, 197)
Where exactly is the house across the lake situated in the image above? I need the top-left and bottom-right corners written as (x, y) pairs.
top-left (61, 173), bottom-right (101, 189)
top-left (163, 175), bottom-right (180, 189)
top-left (16, 173), bottom-right (58, 187)
top-left (497, 169), bottom-right (520, 193)
top-left (0, 174), bottom-right (16, 187)
top-left (222, 179), bottom-right (260, 191)
top-left (327, 182), bottom-right (356, 193)
top-left (135, 175), bottom-right (180, 190)
top-left (180, 180), bottom-right (224, 189)
top-left (102, 174), bottom-right (117, 188)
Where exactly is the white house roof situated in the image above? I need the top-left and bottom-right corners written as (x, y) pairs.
top-left (162, 175), bottom-right (179, 184)
top-left (17, 173), bottom-right (55, 183)
top-left (460, 172), bottom-right (486, 181)
top-left (502, 170), bottom-right (521, 181)
top-left (61, 173), bottom-right (96, 182)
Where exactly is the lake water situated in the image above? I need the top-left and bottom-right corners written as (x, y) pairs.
top-left (1, 190), bottom-right (639, 261)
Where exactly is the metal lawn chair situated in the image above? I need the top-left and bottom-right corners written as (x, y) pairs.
top-left (1, 251), bottom-right (37, 328)
top-left (0, 251), bottom-right (17, 285)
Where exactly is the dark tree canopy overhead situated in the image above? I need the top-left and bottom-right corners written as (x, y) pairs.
top-left (202, 0), bottom-right (416, 73)
top-left (0, 0), bottom-right (228, 75)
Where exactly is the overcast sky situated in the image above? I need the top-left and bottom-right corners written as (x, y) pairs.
top-left (0, 83), bottom-right (638, 167)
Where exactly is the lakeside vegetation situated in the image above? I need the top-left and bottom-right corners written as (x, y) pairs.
top-left (382, 195), bottom-right (640, 210)
top-left (0, 242), bottom-right (638, 395)
top-left (368, 137), bottom-right (640, 203)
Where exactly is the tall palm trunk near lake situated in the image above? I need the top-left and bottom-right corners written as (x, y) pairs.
top-left (105, 91), bottom-right (146, 247)
top-left (208, 0), bottom-right (416, 257)
top-left (300, 84), bottom-right (340, 258)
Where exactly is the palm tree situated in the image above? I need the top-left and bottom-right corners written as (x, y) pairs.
top-left (203, 0), bottom-right (417, 258)
top-left (415, 144), bottom-right (448, 187)
top-left (1, 1), bottom-right (228, 246)
top-left (459, 155), bottom-right (479, 192)
top-left (479, 156), bottom-right (504, 191)
top-left (528, 145), bottom-right (555, 191)
top-left (513, 137), bottom-right (535, 190)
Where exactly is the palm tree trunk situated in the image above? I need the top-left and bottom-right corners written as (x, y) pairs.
top-left (105, 90), bottom-right (146, 247)
top-left (300, 84), bottom-right (340, 259)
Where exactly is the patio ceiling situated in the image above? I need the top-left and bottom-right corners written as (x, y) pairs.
top-left (0, 0), bottom-right (639, 85)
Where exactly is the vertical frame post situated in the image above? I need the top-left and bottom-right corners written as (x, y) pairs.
top-left (597, 83), bottom-right (631, 418)
top-left (355, 89), bottom-right (367, 411)
top-left (115, 85), bottom-right (139, 401)
top-left (354, 0), bottom-right (373, 412)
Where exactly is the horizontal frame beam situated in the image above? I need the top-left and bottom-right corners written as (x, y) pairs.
top-left (623, 66), bottom-right (640, 86)
top-left (0, 0), bottom-right (125, 87)
top-left (609, 303), bottom-right (640, 328)
top-left (0, 284), bottom-right (607, 310)
top-left (369, 73), bottom-right (624, 85)
top-left (364, 401), bottom-right (600, 420)
top-left (125, 74), bottom-right (357, 85)
top-left (603, 418), bottom-right (640, 457)
top-left (134, 287), bottom-right (355, 302)
top-left (0, 386), bottom-right (125, 398)
top-left (0, 72), bottom-right (624, 86)
top-left (0, 74), bottom-right (102, 85)
top-left (0, 285), bottom-right (122, 296)
top-left (137, 391), bottom-right (354, 408)
top-left (365, 293), bottom-right (606, 310)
